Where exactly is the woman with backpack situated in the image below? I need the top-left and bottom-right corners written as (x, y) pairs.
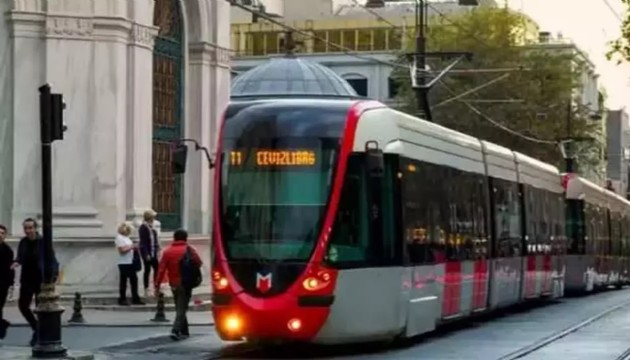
top-left (155, 229), bottom-right (202, 340)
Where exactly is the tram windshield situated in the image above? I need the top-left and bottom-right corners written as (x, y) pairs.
top-left (219, 102), bottom-right (347, 262)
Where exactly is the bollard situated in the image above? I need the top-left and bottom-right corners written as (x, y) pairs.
top-left (68, 292), bottom-right (84, 324)
top-left (151, 292), bottom-right (169, 322)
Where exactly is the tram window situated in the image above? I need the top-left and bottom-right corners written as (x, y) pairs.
top-left (380, 154), bottom-right (402, 265)
top-left (327, 154), bottom-right (370, 265)
top-left (401, 158), bottom-right (487, 264)
top-left (566, 199), bottom-right (585, 254)
top-left (402, 158), bottom-right (435, 265)
top-left (491, 178), bottom-right (522, 258)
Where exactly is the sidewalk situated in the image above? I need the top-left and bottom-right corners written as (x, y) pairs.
top-left (0, 346), bottom-right (98, 360)
top-left (3, 306), bottom-right (214, 327)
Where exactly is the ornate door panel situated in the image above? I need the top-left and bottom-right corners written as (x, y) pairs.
top-left (153, 0), bottom-right (184, 231)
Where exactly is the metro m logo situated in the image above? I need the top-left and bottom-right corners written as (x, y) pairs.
top-left (256, 272), bottom-right (272, 293)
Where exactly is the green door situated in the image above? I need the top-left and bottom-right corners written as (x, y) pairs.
top-left (152, 0), bottom-right (184, 231)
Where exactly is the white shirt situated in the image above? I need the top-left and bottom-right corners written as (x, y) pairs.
top-left (115, 234), bottom-right (134, 265)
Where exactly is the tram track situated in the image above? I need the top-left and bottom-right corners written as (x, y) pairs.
top-left (207, 297), bottom-right (630, 360)
top-left (615, 347), bottom-right (630, 360)
top-left (496, 298), bottom-right (630, 360)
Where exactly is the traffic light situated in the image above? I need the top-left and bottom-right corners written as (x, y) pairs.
top-left (51, 93), bottom-right (67, 141)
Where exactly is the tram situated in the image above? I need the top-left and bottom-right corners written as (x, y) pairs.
top-left (172, 97), bottom-right (630, 345)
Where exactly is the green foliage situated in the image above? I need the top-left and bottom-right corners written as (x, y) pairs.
top-left (607, 0), bottom-right (630, 64)
top-left (392, 7), bottom-right (603, 175)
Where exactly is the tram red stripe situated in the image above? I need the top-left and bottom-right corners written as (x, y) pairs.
top-left (543, 254), bottom-right (552, 292)
top-left (472, 259), bottom-right (488, 310)
top-left (442, 261), bottom-right (462, 316)
top-left (526, 255), bottom-right (536, 297)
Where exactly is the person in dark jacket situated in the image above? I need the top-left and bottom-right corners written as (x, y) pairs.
top-left (139, 210), bottom-right (160, 297)
top-left (0, 223), bottom-right (14, 339)
top-left (12, 218), bottom-right (43, 346)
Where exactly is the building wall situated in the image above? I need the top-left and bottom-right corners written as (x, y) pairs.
top-left (607, 109), bottom-right (630, 196)
top-left (1, 0), bottom-right (231, 289)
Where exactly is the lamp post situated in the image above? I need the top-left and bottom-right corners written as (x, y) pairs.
top-left (33, 84), bottom-right (67, 358)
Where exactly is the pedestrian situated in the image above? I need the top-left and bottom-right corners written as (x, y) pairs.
top-left (0, 223), bottom-right (14, 339)
top-left (155, 229), bottom-right (202, 340)
top-left (115, 222), bottom-right (144, 306)
top-left (139, 210), bottom-right (160, 298)
top-left (12, 218), bottom-right (42, 346)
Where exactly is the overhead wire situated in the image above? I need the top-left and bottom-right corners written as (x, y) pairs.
top-left (601, 0), bottom-right (624, 22)
top-left (231, 0), bottom-right (559, 145)
top-left (439, 80), bottom-right (558, 145)
top-left (350, 0), bottom-right (555, 144)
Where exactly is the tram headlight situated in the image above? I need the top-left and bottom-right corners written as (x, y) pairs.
top-left (302, 270), bottom-right (332, 291)
top-left (224, 315), bottom-right (242, 332)
top-left (212, 271), bottom-right (229, 290)
top-left (287, 318), bottom-right (302, 332)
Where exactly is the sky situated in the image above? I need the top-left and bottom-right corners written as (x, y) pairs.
top-left (507, 0), bottom-right (630, 109)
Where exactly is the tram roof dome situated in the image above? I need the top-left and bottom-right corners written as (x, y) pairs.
top-left (231, 57), bottom-right (360, 99)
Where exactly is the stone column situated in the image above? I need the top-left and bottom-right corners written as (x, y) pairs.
top-left (6, 10), bottom-right (46, 234)
top-left (125, 18), bottom-right (158, 228)
top-left (183, 42), bottom-right (213, 234)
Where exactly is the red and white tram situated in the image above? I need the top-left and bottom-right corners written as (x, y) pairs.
top-left (564, 174), bottom-right (630, 292)
top-left (171, 97), bottom-right (630, 344)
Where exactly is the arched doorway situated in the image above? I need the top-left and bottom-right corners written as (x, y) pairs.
top-left (153, 0), bottom-right (184, 230)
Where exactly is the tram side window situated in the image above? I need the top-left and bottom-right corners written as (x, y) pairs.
top-left (538, 188), bottom-right (552, 254)
top-left (553, 194), bottom-right (567, 255)
top-left (611, 212), bottom-right (621, 256)
top-left (524, 185), bottom-right (538, 255)
top-left (566, 199), bottom-right (585, 254)
top-left (326, 154), bottom-right (370, 265)
top-left (402, 158), bottom-right (436, 265)
top-left (402, 158), bottom-right (486, 265)
top-left (492, 178), bottom-right (522, 257)
top-left (472, 176), bottom-right (489, 260)
top-left (584, 203), bottom-right (597, 256)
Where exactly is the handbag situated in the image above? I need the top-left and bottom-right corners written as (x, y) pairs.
top-left (132, 248), bottom-right (142, 272)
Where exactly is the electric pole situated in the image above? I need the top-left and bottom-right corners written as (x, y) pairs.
top-left (409, 0), bottom-right (476, 122)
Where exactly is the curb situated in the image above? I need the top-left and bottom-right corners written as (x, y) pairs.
top-left (7, 322), bottom-right (215, 328)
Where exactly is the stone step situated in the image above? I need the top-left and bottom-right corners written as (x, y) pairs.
top-left (5, 288), bottom-right (212, 306)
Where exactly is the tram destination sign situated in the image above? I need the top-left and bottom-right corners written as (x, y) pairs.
top-left (229, 149), bottom-right (317, 167)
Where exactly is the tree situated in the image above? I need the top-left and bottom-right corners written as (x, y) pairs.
top-left (607, 0), bottom-right (630, 64)
top-left (392, 7), bottom-right (603, 175)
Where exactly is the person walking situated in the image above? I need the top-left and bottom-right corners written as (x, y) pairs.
top-left (155, 229), bottom-right (202, 340)
top-left (139, 210), bottom-right (160, 297)
top-left (115, 222), bottom-right (144, 306)
top-left (12, 218), bottom-right (43, 346)
top-left (0, 224), bottom-right (14, 339)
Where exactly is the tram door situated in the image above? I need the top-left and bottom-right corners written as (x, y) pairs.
top-left (320, 151), bottom-right (402, 339)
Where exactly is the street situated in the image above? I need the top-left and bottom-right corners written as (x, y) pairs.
top-left (4, 289), bottom-right (630, 359)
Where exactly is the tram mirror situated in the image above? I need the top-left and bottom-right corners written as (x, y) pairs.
top-left (172, 143), bottom-right (188, 174)
top-left (364, 141), bottom-right (384, 178)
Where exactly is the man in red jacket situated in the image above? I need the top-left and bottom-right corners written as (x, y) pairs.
top-left (155, 229), bottom-right (202, 340)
